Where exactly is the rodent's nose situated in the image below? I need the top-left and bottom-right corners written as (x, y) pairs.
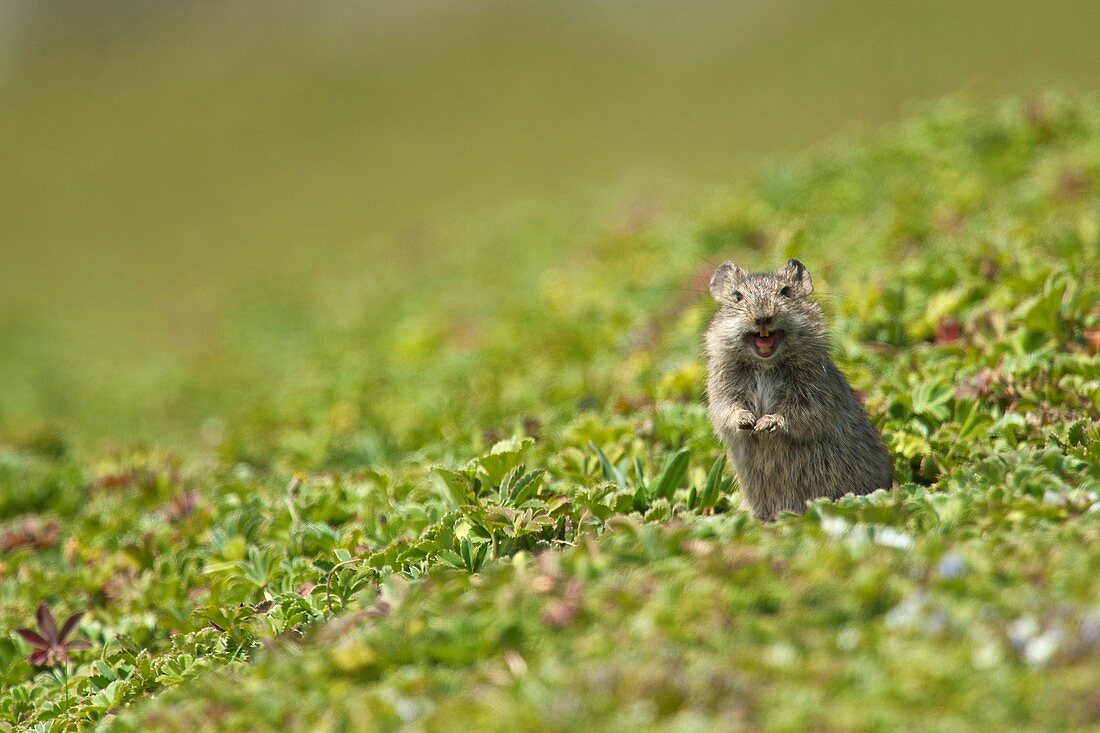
top-left (754, 315), bottom-right (774, 328)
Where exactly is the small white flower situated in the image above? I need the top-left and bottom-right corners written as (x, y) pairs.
top-left (1008, 617), bottom-right (1039, 650)
top-left (885, 592), bottom-right (926, 629)
top-left (819, 516), bottom-right (850, 537)
top-left (767, 642), bottom-right (798, 668)
top-left (874, 527), bottom-right (914, 550)
top-left (1024, 627), bottom-right (1062, 666)
top-left (938, 553), bottom-right (966, 579)
top-left (836, 627), bottom-right (861, 650)
top-left (971, 642), bottom-right (1002, 669)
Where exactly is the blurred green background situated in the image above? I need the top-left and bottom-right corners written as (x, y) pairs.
top-left (3, 0), bottom-right (1100, 445)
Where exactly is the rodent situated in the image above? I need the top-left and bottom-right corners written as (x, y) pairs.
top-left (704, 258), bottom-right (893, 520)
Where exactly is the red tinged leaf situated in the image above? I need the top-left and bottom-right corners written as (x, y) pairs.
top-left (1054, 168), bottom-right (1090, 201)
top-left (540, 579), bottom-right (583, 627)
top-left (58, 611), bottom-right (85, 642)
top-left (447, 319), bottom-right (481, 349)
top-left (521, 416), bottom-right (542, 440)
top-left (1083, 327), bottom-right (1100, 355)
top-left (16, 628), bottom-right (49, 649)
top-left (35, 601), bottom-right (58, 643)
top-left (365, 601), bottom-right (391, 619)
top-left (18, 601), bottom-right (93, 667)
top-left (0, 516), bottom-right (61, 553)
top-left (934, 317), bottom-right (962, 344)
top-left (164, 491), bottom-right (199, 524)
top-left (1025, 96), bottom-right (1052, 132)
top-left (93, 471), bottom-right (142, 491)
top-left (955, 367), bottom-right (997, 400)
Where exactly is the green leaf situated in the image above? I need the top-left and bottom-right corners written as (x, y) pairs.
top-left (1013, 274), bottom-right (1067, 338)
top-left (953, 399), bottom-right (991, 441)
top-left (589, 441), bottom-right (627, 487)
top-left (633, 456), bottom-right (647, 493)
top-left (436, 550), bottom-right (465, 569)
top-left (699, 454), bottom-right (727, 510)
top-left (507, 468), bottom-right (545, 505)
top-left (457, 538), bottom-right (489, 572)
top-left (651, 448), bottom-right (690, 501)
top-left (910, 379), bottom-right (953, 421)
top-left (479, 437), bottom-right (534, 485)
top-left (434, 466), bottom-right (476, 506)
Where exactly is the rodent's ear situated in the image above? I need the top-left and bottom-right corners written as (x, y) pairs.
top-left (781, 258), bottom-right (813, 294)
top-left (709, 261), bottom-right (746, 301)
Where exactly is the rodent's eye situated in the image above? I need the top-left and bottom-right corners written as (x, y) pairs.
top-left (732, 291), bottom-right (743, 302)
top-left (779, 286), bottom-right (792, 298)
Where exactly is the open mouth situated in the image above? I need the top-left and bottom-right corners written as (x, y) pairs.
top-left (745, 327), bottom-right (785, 358)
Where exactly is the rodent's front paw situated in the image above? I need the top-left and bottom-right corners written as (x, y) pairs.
top-left (753, 414), bottom-right (785, 433)
top-left (732, 409), bottom-right (757, 431)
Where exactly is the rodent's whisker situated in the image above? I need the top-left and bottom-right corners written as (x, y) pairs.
top-left (686, 252), bottom-right (721, 268)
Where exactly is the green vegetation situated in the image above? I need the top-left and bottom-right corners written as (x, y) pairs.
top-left (2, 96), bottom-right (1099, 731)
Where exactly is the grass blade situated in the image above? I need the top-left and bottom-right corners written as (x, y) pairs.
top-left (651, 448), bottom-right (690, 501)
top-left (589, 441), bottom-right (627, 487)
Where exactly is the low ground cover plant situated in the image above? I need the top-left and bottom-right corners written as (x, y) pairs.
top-left (1, 95), bottom-right (1098, 731)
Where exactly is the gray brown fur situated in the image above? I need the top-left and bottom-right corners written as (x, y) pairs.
top-left (705, 259), bottom-right (893, 520)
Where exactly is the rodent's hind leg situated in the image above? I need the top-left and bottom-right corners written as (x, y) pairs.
top-left (746, 502), bottom-right (776, 522)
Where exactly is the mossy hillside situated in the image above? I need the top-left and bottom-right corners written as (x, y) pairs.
top-left (1, 96), bottom-right (1098, 731)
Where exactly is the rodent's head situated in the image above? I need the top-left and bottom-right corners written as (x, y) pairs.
top-left (706, 259), bottom-right (827, 366)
